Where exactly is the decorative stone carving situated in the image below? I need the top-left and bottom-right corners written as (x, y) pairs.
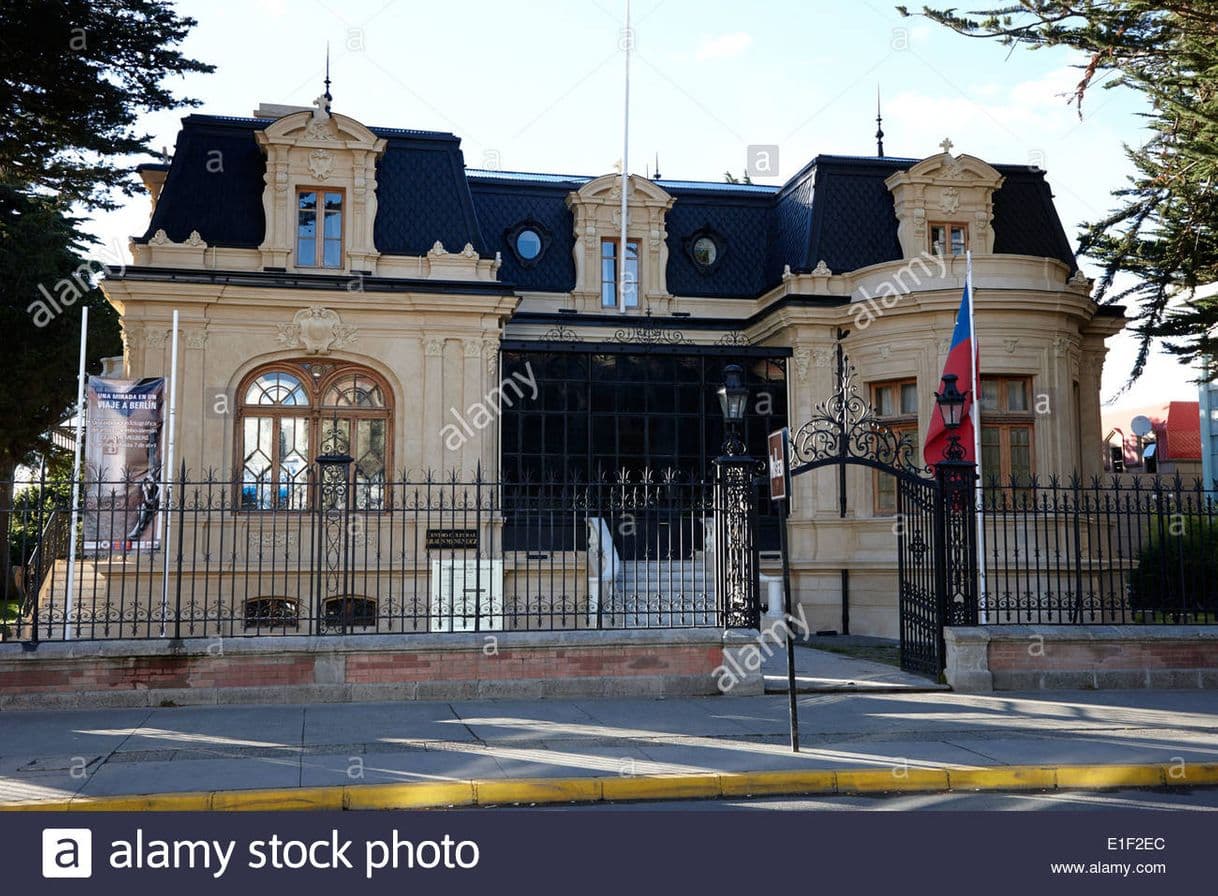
top-left (813, 347), bottom-right (836, 369)
top-left (483, 338), bottom-right (499, 377)
top-left (185, 325), bottom-right (209, 349)
top-left (182, 230), bottom-right (207, 248)
top-left (275, 306), bottom-right (357, 355)
top-left (811, 260), bottom-right (832, 276)
top-left (1003, 337), bottom-right (1019, 354)
top-left (782, 264), bottom-right (794, 281)
top-left (429, 241), bottom-right (447, 256)
top-left (463, 338), bottom-right (482, 358)
top-left (939, 186), bottom-right (960, 214)
top-left (461, 243), bottom-right (477, 258)
top-left (879, 344), bottom-right (891, 360)
top-left (1053, 334), bottom-right (1077, 357)
top-left (1068, 269), bottom-right (1092, 292)
top-left (148, 229), bottom-right (172, 246)
top-left (307, 149), bottom-right (335, 180)
top-left (791, 346), bottom-right (811, 382)
top-left (425, 337), bottom-right (445, 357)
top-left (144, 328), bottom-right (169, 349)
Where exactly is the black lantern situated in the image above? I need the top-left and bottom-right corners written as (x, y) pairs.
top-left (718, 364), bottom-right (749, 424)
top-left (934, 373), bottom-right (968, 430)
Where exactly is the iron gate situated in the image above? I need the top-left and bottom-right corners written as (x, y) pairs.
top-left (783, 355), bottom-right (978, 677)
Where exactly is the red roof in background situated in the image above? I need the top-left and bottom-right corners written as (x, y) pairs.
top-left (1162, 401), bottom-right (1201, 461)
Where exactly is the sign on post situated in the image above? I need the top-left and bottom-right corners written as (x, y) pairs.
top-left (83, 377), bottom-right (166, 552)
top-left (768, 427), bottom-right (791, 503)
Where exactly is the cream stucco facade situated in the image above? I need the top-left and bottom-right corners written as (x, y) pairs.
top-left (101, 102), bottom-right (1124, 640)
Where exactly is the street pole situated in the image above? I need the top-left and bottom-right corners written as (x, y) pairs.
top-left (769, 426), bottom-right (798, 752)
top-left (777, 496), bottom-right (799, 752)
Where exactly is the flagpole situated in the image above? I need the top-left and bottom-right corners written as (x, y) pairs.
top-left (617, 0), bottom-right (631, 314)
top-left (64, 305), bottom-right (89, 641)
top-left (159, 309), bottom-right (180, 637)
top-left (966, 251), bottom-right (988, 623)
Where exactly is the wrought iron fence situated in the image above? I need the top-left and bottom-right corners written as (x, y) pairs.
top-left (980, 474), bottom-right (1218, 625)
top-left (1, 467), bottom-right (726, 642)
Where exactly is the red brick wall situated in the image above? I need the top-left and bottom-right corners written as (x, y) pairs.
top-left (0, 643), bottom-right (725, 701)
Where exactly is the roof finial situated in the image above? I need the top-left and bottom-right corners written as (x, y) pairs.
top-left (323, 42), bottom-right (333, 107)
top-left (654, 151), bottom-right (661, 180)
top-left (875, 85), bottom-right (885, 157)
top-left (939, 137), bottom-right (955, 156)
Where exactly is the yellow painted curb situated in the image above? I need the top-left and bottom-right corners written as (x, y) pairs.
top-left (3, 761), bottom-right (1217, 812)
top-left (475, 776), bottom-right (602, 806)
top-left (212, 787), bottom-right (344, 812)
top-left (1168, 762), bottom-right (1218, 786)
top-left (601, 773), bottom-right (722, 802)
top-left (948, 766), bottom-right (1056, 792)
top-left (1056, 764), bottom-right (1164, 791)
top-left (837, 767), bottom-right (950, 794)
top-left (343, 781), bottom-right (475, 810)
top-left (71, 792), bottom-right (213, 813)
top-left (719, 770), bottom-right (837, 797)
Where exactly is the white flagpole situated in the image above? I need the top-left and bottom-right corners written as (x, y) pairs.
top-left (966, 251), bottom-right (988, 623)
top-left (159, 309), bottom-right (180, 636)
top-left (617, 0), bottom-right (631, 314)
top-left (64, 306), bottom-right (89, 641)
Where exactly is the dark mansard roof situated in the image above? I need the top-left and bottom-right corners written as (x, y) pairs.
top-left (140, 113), bottom-right (1078, 297)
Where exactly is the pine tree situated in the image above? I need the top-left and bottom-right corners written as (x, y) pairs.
top-left (899, 2), bottom-right (1218, 380)
top-left (0, 0), bottom-right (214, 209)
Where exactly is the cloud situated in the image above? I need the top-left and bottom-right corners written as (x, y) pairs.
top-left (695, 32), bottom-right (753, 62)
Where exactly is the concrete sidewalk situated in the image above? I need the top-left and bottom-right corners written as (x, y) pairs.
top-left (762, 643), bottom-right (946, 692)
top-left (2, 689), bottom-right (1217, 808)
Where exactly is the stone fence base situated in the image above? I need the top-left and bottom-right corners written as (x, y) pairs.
top-left (0, 629), bottom-right (761, 710)
top-left (945, 626), bottom-right (1218, 692)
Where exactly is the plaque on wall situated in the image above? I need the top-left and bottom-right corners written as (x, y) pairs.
top-left (426, 528), bottom-right (479, 551)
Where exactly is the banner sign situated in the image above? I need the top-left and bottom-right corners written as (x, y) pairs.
top-left (768, 427), bottom-right (791, 502)
top-left (83, 377), bottom-right (165, 552)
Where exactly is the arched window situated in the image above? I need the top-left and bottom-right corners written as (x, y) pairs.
top-left (238, 361), bottom-right (392, 509)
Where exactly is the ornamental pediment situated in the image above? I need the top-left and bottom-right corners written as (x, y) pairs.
top-left (885, 143), bottom-right (1004, 259)
top-left (257, 109), bottom-right (383, 150)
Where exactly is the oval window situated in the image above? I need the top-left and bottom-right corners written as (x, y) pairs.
top-left (692, 235), bottom-right (718, 268)
top-left (515, 228), bottom-right (543, 261)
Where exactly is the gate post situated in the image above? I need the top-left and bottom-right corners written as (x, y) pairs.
top-left (713, 451), bottom-right (760, 630)
top-left (315, 440), bottom-right (354, 635)
top-left (934, 455), bottom-right (979, 631)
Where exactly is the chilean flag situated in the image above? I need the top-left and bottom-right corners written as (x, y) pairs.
top-left (924, 282), bottom-right (977, 466)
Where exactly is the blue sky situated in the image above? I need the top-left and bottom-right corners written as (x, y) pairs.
top-left (88, 0), bottom-right (1199, 410)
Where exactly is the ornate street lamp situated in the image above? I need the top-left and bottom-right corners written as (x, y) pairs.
top-left (934, 373), bottom-right (968, 461)
top-left (717, 363), bottom-right (749, 455)
top-left (934, 373), bottom-right (967, 429)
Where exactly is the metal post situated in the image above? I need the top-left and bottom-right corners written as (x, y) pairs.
top-left (316, 432), bottom-right (354, 635)
top-left (64, 305), bottom-right (89, 641)
top-left (776, 495), bottom-right (799, 752)
top-left (935, 447), bottom-right (980, 644)
top-left (713, 446), bottom-right (759, 630)
top-left (169, 459), bottom-right (186, 646)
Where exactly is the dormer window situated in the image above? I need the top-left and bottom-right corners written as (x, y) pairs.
top-left (601, 238), bottom-right (639, 308)
top-left (929, 222), bottom-right (967, 257)
top-left (297, 188), bottom-right (344, 268)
